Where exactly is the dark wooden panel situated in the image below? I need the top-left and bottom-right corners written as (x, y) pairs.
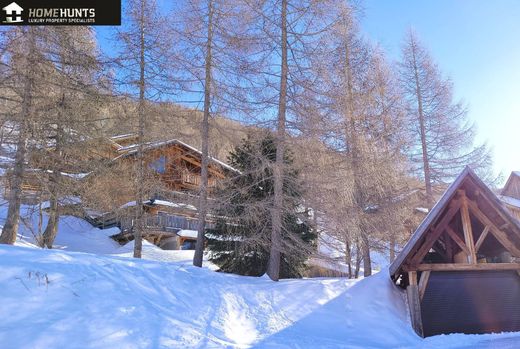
top-left (421, 271), bottom-right (520, 337)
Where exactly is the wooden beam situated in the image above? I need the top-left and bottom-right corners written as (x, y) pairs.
top-left (461, 194), bottom-right (477, 263)
top-left (408, 271), bottom-right (418, 285)
top-left (474, 225), bottom-right (490, 252)
top-left (411, 263), bottom-right (520, 272)
top-left (446, 226), bottom-right (470, 258)
top-left (444, 232), bottom-right (453, 262)
top-left (180, 155), bottom-right (226, 179)
top-left (418, 271), bottom-right (431, 301)
top-left (410, 203), bottom-right (461, 265)
top-left (466, 199), bottom-right (520, 257)
top-left (406, 284), bottom-right (424, 337)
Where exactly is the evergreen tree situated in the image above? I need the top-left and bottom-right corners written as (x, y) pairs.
top-left (207, 132), bottom-right (315, 278)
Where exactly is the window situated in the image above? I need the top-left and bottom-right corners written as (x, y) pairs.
top-left (149, 155), bottom-right (166, 174)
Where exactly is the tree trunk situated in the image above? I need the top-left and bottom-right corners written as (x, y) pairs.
top-left (267, 0), bottom-right (288, 282)
top-left (389, 233), bottom-right (396, 263)
top-left (354, 241), bottom-right (361, 278)
top-left (362, 234), bottom-right (372, 277)
top-left (193, 0), bottom-right (214, 268)
top-left (345, 237), bottom-right (352, 278)
top-left (41, 95), bottom-right (65, 249)
top-left (41, 195), bottom-right (59, 248)
top-left (133, 0), bottom-right (146, 259)
top-left (0, 28), bottom-right (35, 245)
top-left (410, 37), bottom-right (433, 206)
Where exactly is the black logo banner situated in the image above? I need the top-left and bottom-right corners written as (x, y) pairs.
top-left (0, 0), bottom-right (121, 25)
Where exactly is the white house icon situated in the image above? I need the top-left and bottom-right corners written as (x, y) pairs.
top-left (2, 2), bottom-right (23, 23)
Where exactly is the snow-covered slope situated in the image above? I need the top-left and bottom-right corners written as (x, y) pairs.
top-left (1, 201), bottom-right (215, 268)
top-left (1, 245), bottom-right (520, 349)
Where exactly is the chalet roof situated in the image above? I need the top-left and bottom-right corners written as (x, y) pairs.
top-left (389, 166), bottom-right (520, 278)
top-left (115, 138), bottom-right (239, 173)
top-left (502, 171), bottom-right (520, 195)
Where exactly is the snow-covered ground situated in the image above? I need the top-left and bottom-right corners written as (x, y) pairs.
top-left (2, 201), bottom-right (215, 268)
top-left (1, 203), bottom-right (520, 348)
top-left (2, 245), bottom-right (520, 348)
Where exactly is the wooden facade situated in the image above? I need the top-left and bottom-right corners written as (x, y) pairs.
top-left (390, 167), bottom-right (520, 337)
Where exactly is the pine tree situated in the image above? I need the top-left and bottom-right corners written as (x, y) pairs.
top-left (207, 132), bottom-right (316, 278)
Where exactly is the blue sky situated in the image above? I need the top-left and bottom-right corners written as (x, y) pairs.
top-left (360, 0), bottom-right (520, 180)
top-left (96, 0), bottom-right (520, 180)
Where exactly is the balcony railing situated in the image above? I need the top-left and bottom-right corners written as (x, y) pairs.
top-left (181, 170), bottom-right (216, 188)
top-left (120, 213), bottom-right (215, 233)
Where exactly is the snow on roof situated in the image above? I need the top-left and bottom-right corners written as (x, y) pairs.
top-left (500, 195), bottom-right (520, 209)
top-left (177, 230), bottom-right (199, 239)
top-left (110, 133), bottom-right (136, 140)
top-left (117, 138), bottom-right (239, 173)
top-left (25, 168), bottom-right (90, 179)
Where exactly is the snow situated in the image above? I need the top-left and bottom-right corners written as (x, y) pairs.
top-left (121, 199), bottom-right (197, 211)
top-left (500, 195), bottom-right (520, 209)
top-left (0, 201), bottom-right (214, 268)
top-left (1, 245), bottom-right (520, 348)
top-left (415, 207), bottom-right (429, 214)
top-left (177, 229), bottom-right (198, 238)
top-left (1, 202), bottom-right (520, 347)
top-left (313, 232), bottom-right (388, 274)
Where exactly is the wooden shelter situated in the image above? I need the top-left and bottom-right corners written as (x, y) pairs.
top-left (390, 167), bottom-right (520, 337)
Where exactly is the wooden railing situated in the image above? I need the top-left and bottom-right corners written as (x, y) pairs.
top-left (181, 170), bottom-right (216, 188)
top-left (121, 213), bottom-right (215, 232)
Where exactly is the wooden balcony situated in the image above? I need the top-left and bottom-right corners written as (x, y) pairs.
top-left (120, 213), bottom-right (215, 233)
top-left (181, 170), bottom-right (216, 188)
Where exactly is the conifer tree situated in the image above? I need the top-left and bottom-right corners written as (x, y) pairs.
top-left (399, 30), bottom-right (494, 204)
top-left (207, 132), bottom-right (316, 278)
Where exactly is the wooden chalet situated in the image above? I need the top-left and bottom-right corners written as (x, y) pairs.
top-left (500, 171), bottom-right (520, 220)
top-left (14, 133), bottom-right (238, 250)
top-left (93, 134), bottom-right (238, 250)
top-left (390, 167), bottom-right (520, 337)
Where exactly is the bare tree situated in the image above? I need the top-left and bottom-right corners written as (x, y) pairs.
top-left (116, 0), bottom-right (177, 258)
top-left (174, 0), bottom-right (260, 267)
top-left (36, 27), bottom-right (105, 248)
top-left (0, 28), bottom-right (38, 244)
top-left (399, 30), bottom-right (495, 204)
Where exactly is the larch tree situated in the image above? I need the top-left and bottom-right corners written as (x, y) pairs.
top-left (174, 0), bottom-right (259, 267)
top-left (305, 5), bottom-right (412, 277)
top-left (36, 27), bottom-right (106, 248)
top-left (243, 0), bottom-right (338, 281)
top-left (0, 28), bottom-right (40, 244)
top-left (399, 30), bottom-right (494, 205)
top-left (116, 0), bottom-right (177, 258)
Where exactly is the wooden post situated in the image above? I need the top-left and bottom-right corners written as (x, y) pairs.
top-left (407, 271), bottom-right (424, 337)
top-left (461, 194), bottom-right (477, 263)
top-left (418, 271), bottom-right (431, 301)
